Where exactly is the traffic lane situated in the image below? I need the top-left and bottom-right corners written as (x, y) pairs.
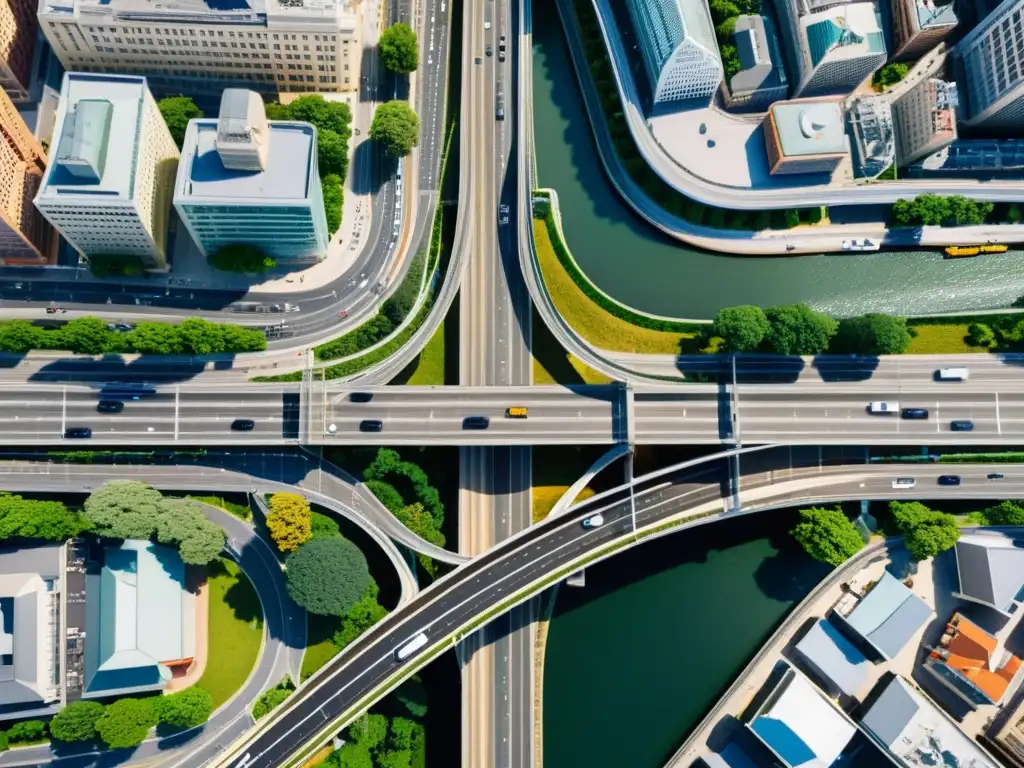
top-left (323, 414), bottom-right (613, 438)
top-left (327, 385), bottom-right (616, 405)
top-left (327, 401), bottom-right (614, 424)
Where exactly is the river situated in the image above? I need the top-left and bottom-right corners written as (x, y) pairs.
top-left (531, 2), bottom-right (1024, 319)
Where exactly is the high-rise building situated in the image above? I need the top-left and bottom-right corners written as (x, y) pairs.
top-left (891, 0), bottom-right (957, 60)
top-left (0, 90), bottom-right (56, 265)
top-left (34, 72), bottom-right (179, 269)
top-left (763, 98), bottom-right (849, 175)
top-left (891, 77), bottom-right (957, 166)
top-left (726, 14), bottom-right (789, 110)
top-left (0, 0), bottom-right (39, 101)
top-left (775, 0), bottom-right (887, 98)
top-left (38, 0), bottom-right (361, 97)
top-left (957, 0), bottom-right (1024, 129)
top-left (624, 0), bottom-right (723, 108)
top-left (173, 88), bottom-right (328, 265)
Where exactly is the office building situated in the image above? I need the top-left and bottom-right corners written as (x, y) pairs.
top-left (914, 138), bottom-right (1024, 173)
top-left (0, 0), bottom-right (39, 101)
top-left (174, 88), bottom-right (328, 264)
top-left (892, 78), bottom-right (957, 167)
top-left (625, 0), bottom-right (723, 108)
top-left (726, 14), bottom-right (789, 110)
top-left (0, 90), bottom-right (57, 265)
top-left (38, 0), bottom-right (361, 97)
top-left (775, 0), bottom-right (887, 98)
top-left (847, 93), bottom-right (894, 177)
top-left (34, 72), bottom-right (179, 269)
top-left (763, 98), bottom-right (849, 175)
top-left (957, 0), bottom-right (1024, 128)
top-left (891, 0), bottom-right (957, 60)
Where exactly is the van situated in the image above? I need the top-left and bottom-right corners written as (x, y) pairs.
top-left (892, 477), bottom-right (916, 489)
top-left (506, 406), bottom-right (528, 418)
top-left (868, 401), bottom-right (899, 414)
top-left (937, 367), bottom-right (969, 381)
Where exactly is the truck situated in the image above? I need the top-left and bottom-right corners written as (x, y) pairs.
top-left (395, 632), bottom-right (428, 662)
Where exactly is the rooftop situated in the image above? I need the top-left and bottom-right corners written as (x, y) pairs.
top-left (731, 14), bottom-right (787, 95)
top-left (794, 618), bottom-right (871, 697)
top-left (954, 532), bottom-right (1024, 614)
top-left (805, 3), bottom-right (885, 67)
top-left (929, 612), bottom-right (1022, 704)
top-left (912, 0), bottom-right (957, 30)
top-left (177, 119), bottom-right (315, 203)
top-left (771, 100), bottom-right (848, 157)
top-left (41, 0), bottom-right (355, 23)
top-left (835, 570), bottom-right (934, 660)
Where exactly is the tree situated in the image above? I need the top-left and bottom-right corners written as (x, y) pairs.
top-left (0, 493), bottom-right (89, 542)
top-left (890, 501), bottom-right (961, 561)
top-left (832, 314), bottom-right (911, 355)
top-left (333, 585), bottom-right (388, 648)
top-left (209, 244), bottom-right (276, 274)
top-left (379, 23), bottom-right (419, 73)
top-left (365, 479), bottom-right (406, 514)
top-left (322, 174), bottom-right (343, 236)
top-left (154, 686), bottom-right (214, 729)
top-left (158, 95), bottom-right (203, 148)
top-left (975, 500), bottom-right (1024, 526)
top-left (790, 506), bottom-right (865, 566)
top-left (325, 743), bottom-right (374, 768)
top-left (177, 318), bottom-right (225, 356)
top-left (50, 700), bottom-right (105, 743)
top-left (387, 717), bottom-right (417, 751)
top-left (285, 95), bottom-right (352, 138)
top-left (872, 62), bottom-right (909, 90)
top-left (266, 493), bottom-right (312, 553)
top-left (95, 697), bottom-right (158, 749)
top-left (370, 101), bottom-right (420, 158)
top-left (1008, 203), bottom-right (1022, 223)
top-left (84, 480), bottom-right (165, 540)
top-left (348, 712), bottom-right (388, 750)
top-left (310, 510), bottom-right (342, 540)
top-left (59, 317), bottom-right (112, 354)
top-left (966, 322), bottom-right (997, 348)
top-left (711, 306), bottom-right (769, 352)
top-left (764, 303), bottom-right (837, 355)
top-left (0, 320), bottom-right (40, 353)
top-left (317, 129), bottom-right (349, 179)
top-left (154, 500), bottom-right (225, 566)
top-left (252, 677), bottom-right (295, 720)
top-left (784, 209), bottom-right (801, 228)
top-left (285, 537), bottom-right (372, 617)
top-left (124, 322), bottom-right (183, 355)
top-left (7, 720), bottom-right (47, 744)
top-left (377, 750), bottom-right (412, 768)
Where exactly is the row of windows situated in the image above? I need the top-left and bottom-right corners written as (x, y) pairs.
top-left (82, 25), bottom-right (341, 43)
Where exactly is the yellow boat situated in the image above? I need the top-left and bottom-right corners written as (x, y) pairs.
top-left (945, 246), bottom-right (980, 257)
top-left (980, 243), bottom-right (1008, 253)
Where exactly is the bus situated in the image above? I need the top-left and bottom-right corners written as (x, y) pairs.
top-left (395, 632), bottom-right (428, 662)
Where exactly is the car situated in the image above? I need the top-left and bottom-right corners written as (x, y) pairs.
top-left (937, 475), bottom-right (961, 486)
top-left (505, 406), bottom-right (528, 418)
top-left (936, 367), bottom-right (969, 381)
top-left (868, 401), bottom-right (899, 414)
top-left (498, 49), bottom-right (506, 61)
top-left (485, 45), bottom-right (492, 56)
top-left (106, 323), bottom-right (133, 332)
top-left (350, 392), bottom-right (374, 403)
top-left (581, 514), bottom-right (604, 529)
top-left (892, 477), bottom-right (916, 489)
top-left (988, 473), bottom-right (1005, 480)
top-left (231, 419), bottom-right (255, 431)
top-left (950, 420), bottom-right (974, 432)
top-left (462, 415), bottom-right (490, 430)
top-left (901, 408), bottom-right (929, 419)
top-left (360, 419), bottom-right (384, 432)
top-left (64, 427), bottom-right (92, 439)
top-left (96, 400), bottom-right (124, 413)
top-left (484, 20), bottom-right (491, 29)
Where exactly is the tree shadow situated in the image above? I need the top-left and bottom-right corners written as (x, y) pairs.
top-left (27, 354), bottom-right (216, 384)
top-left (530, 306), bottom-right (585, 385)
top-left (752, 520), bottom-right (834, 604)
top-left (812, 355), bottom-right (880, 382)
top-left (219, 562), bottom-right (264, 626)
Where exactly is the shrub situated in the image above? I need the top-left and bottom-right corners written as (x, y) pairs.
top-left (7, 720), bottom-right (47, 744)
top-left (209, 244), bottom-right (276, 273)
top-left (285, 537), bottom-right (372, 617)
top-left (310, 510), bottom-right (342, 540)
top-left (252, 677), bottom-right (295, 720)
top-left (0, 493), bottom-right (89, 542)
top-left (154, 686), bottom-right (214, 729)
top-left (966, 322), bottom-right (997, 348)
top-left (50, 701), bottom-right (105, 743)
top-left (95, 698), bottom-right (158, 749)
top-left (88, 253), bottom-right (146, 278)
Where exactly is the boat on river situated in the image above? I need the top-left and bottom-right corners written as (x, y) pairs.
top-left (945, 246), bottom-right (980, 258)
top-left (980, 243), bottom-right (1008, 253)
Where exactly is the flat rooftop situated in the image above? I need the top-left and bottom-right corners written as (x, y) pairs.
top-left (39, 72), bottom-right (146, 202)
top-left (772, 100), bottom-right (847, 157)
top-left (177, 119), bottom-right (314, 203)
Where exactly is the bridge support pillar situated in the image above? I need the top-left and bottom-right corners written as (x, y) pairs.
top-left (622, 381), bottom-right (635, 445)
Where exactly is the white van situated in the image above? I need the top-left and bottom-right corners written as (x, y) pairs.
top-left (937, 367), bottom-right (969, 381)
top-left (892, 477), bottom-right (916, 489)
top-left (868, 401), bottom-right (899, 414)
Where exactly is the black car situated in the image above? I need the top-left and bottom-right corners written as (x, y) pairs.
top-left (360, 419), bottom-right (384, 432)
top-left (64, 427), bottom-right (92, 439)
top-left (950, 420), bottom-right (974, 432)
top-left (463, 415), bottom-right (490, 430)
top-left (901, 408), bottom-right (929, 419)
top-left (231, 419), bottom-right (255, 431)
top-left (349, 392), bottom-right (374, 403)
top-left (937, 475), bottom-right (961, 486)
top-left (97, 400), bottom-right (124, 413)
top-left (988, 473), bottom-right (1005, 480)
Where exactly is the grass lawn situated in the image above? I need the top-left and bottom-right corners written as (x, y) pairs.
top-left (390, 322), bottom-right (446, 385)
top-left (531, 307), bottom-right (612, 385)
top-left (196, 558), bottom-right (264, 710)
top-left (533, 219), bottom-right (692, 354)
top-left (186, 494), bottom-right (252, 521)
top-left (531, 445), bottom-right (606, 522)
top-left (906, 324), bottom-right (989, 354)
top-left (301, 613), bottom-right (341, 682)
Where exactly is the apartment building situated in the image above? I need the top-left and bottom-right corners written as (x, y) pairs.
top-left (956, 0), bottom-right (1024, 129)
top-left (0, 89), bottom-right (56, 265)
top-left (891, 0), bottom-right (957, 60)
top-left (34, 72), bottom-right (179, 269)
top-left (37, 0), bottom-right (361, 97)
top-left (0, 0), bottom-right (39, 101)
top-left (891, 77), bottom-right (957, 166)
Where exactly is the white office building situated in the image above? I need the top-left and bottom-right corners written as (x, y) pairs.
top-left (37, 0), bottom-right (361, 96)
top-left (625, 0), bottom-right (723, 108)
top-left (34, 72), bottom-right (179, 269)
top-left (957, 0), bottom-right (1024, 129)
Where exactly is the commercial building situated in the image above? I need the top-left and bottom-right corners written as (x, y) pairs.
top-left (174, 88), bottom-right (328, 264)
top-left (957, 0), bottom-right (1024, 129)
top-left (891, 0), bottom-right (957, 60)
top-left (775, 0), bottom-right (887, 98)
top-left (914, 137), bottom-right (1024, 174)
top-left (793, 618), bottom-right (871, 697)
top-left (0, 0), bottom-right (39, 101)
top-left (925, 612), bottom-right (1023, 708)
top-left (38, 0), bottom-right (361, 98)
top-left (763, 98), bottom-right (849, 175)
top-left (624, 0), bottom-right (723, 108)
top-left (953, 532), bottom-right (1024, 615)
top-left (832, 570), bottom-right (933, 661)
top-left (891, 78), bottom-right (957, 167)
top-left (34, 72), bottom-right (179, 270)
top-left (0, 544), bottom-right (63, 722)
top-left (83, 540), bottom-right (195, 698)
top-left (726, 14), bottom-right (789, 111)
top-left (847, 93), bottom-right (894, 177)
top-left (0, 90), bottom-right (57, 265)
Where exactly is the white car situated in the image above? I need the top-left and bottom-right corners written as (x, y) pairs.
top-left (868, 401), bottom-right (899, 414)
top-left (581, 514), bottom-right (604, 529)
top-left (484, 21), bottom-right (491, 29)
top-left (892, 477), bottom-right (916, 489)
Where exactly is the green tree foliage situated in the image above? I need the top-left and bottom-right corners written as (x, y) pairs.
top-left (0, 320), bottom-right (40, 353)
top-left (832, 314), bottom-right (912, 355)
top-left (379, 22), bottom-right (419, 73)
top-left (872, 62), bottom-right (909, 90)
top-left (0, 730), bottom-right (7, 751)
top-left (790, 506), bottom-right (865, 566)
top-left (966, 322), bottom-right (997, 348)
top-left (972, 500), bottom-right (1024, 526)
top-left (1008, 203), bottom-right (1022, 223)
top-left (310, 510), bottom-right (342, 540)
top-left (322, 174), bottom-right (343, 236)
top-left (266, 492), bottom-right (313, 553)
top-left (364, 449), bottom-right (443, 521)
top-left (50, 701), bottom-right (105, 743)
top-left (158, 95), bottom-right (203, 148)
top-left (325, 743), bottom-right (374, 768)
top-left (7, 720), bottom-right (47, 744)
top-left (393, 502), bottom-right (445, 576)
top-left (395, 676), bottom-right (429, 718)
top-left (268, 95), bottom-right (352, 184)
top-left (364, 480), bottom-right (405, 513)
top-left (370, 101), bottom-right (420, 158)
top-left (251, 677), bottom-right (295, 720)
top-left (711, 305), bottom-right (770, 352)
top-left (95, 697), bottom-right (158, 749)
top-left (154, 686), bottom-right (214, 729)
top-left (209, 244), bottom-right (276, 273)
top-left (285, 537), bottom-right (372, 617)
top-left (348, 713), bottom-right (388, 750)
top-left (387, 717), bottom-right (417, 751)
top-left (315, 312), bottom-right (396, 361)
top-left (890, 501), bottom-right (961, 561)
top-left (0, 493), bottom-right (89, 542)
top-left (155, 500), bottom-right (226, 565)
top-left (890, 194), bottom-right (993, 227)
top-left (61, 317), bottom-right (113, 354)
top-left (333, 582), bottom-right (388, 648)
top-left (764, 303), bottom-right (837, 355)
top-left (87, 253), bottom-right (146, 278)
top-left (318, 129), bottom-right (349, 178)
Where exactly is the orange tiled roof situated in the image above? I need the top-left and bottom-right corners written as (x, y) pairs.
top-left (930, 613), bottom-right (1021, 702)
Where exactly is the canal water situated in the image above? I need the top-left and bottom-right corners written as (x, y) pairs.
top-left (531, 2), bottom-right (1024, 319)
top-left (542, 511), bottom-right (830, 768)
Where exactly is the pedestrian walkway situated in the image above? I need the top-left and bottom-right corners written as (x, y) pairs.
top-left (167, 580), bottom-right (210, 692)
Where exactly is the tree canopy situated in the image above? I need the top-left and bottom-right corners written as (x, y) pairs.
top-left (764, 303), bottom-right (838, 355)
top-left (209, 244), bottom-right (276, 274)
top-left (872, 62), bottom-right (909, 90)
top-left (285, 537), bottom-right (372, 616)
top-left (711, 305), bottom-right (769, 352)
top-left (333, 582), bottom-right (389, 648)
top-left (370, 101), bottom-right (420, 158)
top-left (971, 500), bottom-right (1024, 526)
top-left (95, 697), bottom-right (158, 749)
top-left (832, 314), bottom-right (912, 355)
top-left (50, 700), bottom-right (105, 742)
top-left (379, 23), bottom-right (419, 73)
top-left (158, 95), bottom-right (203, 148)
top-left (252, 676), bottom-right (295, 720)
top-left (266, 492), bottom-right (313, 553)
top-left (790, 506), bottom-right (865, 566)
top-left (153, 686), bottom-right (214, 729)
top-left (890, 501), bottom-right (961, 561)
top-left (0, 493), bottom-right (89, 542)
top-left (891, 194), bottom-right (993, 227)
